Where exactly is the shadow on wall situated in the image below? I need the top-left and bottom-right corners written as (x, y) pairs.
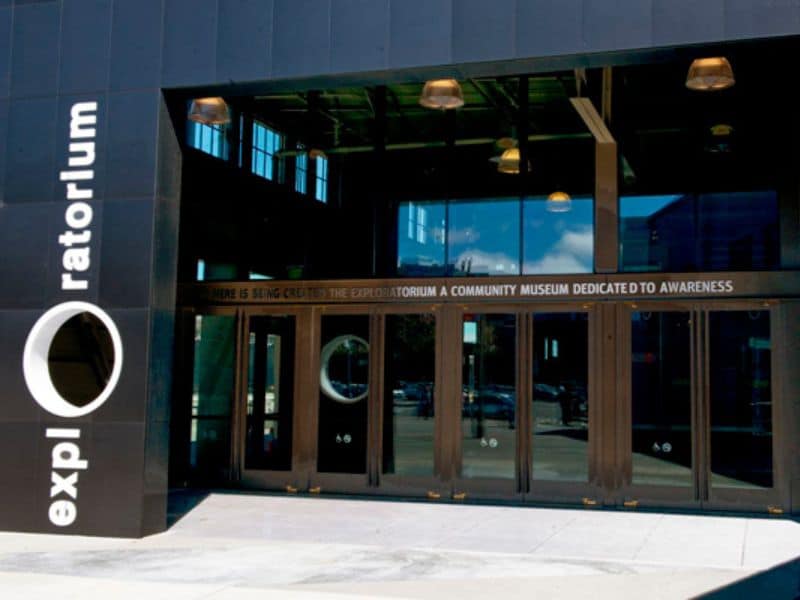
top-left (698, 556), bottom-right (800, 599)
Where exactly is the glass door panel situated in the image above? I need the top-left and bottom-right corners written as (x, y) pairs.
top-left (244, 315), bottom-right (295, 472)
top-left (382, 314), bottom-right (436, 478)
top-left (531, 313), bottom-right (589, 483)
top-left (460, 313), bottom-right (517, 480)
top-left (317, 314), bottom-right (370, 474)
top-left (708, 310), bottom-right (773, 490)
top-left (630, 311), bottom-right (692, 487)
top-left (190, 313), bottom-right (236, 482)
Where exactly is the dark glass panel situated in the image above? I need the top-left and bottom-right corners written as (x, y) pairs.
top-left (630, 312), bottom-right (692, 487)
top-left (448, 199), bottom-right (520, 276)
top-left (48, 312), bottom-right (115, 407)
top-left (397, 201), bottom-right (446, 276)
top-left (317, 315), bottom-right (370, 474)
top-left (190, 315), bottom-right (235, 478)
top-left (709, 311), bottom-right (773, 489)
top-left (245, 316), bottom-right (295, 471)
top-left (619, 191), bottom-right (779, 273)
top-left (523, 196), bottom-right (594, 274)
top-left (461, 314), bottom-right (516, 479)
top-left (382, 314), bottom-right (436, 477)
top-left (531, 313), bottom-right (589, 482)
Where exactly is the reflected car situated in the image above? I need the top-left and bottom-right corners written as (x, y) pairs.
top-left (463, 386), bottom-right (515, 425)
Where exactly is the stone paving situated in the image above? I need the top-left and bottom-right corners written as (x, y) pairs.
top-left (0, 492), bottom-right (798, 598)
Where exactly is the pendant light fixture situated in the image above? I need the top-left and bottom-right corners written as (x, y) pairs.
top-left (497, 147), bottom-right (525, 174)
top-left (546, 190), bottom-right (572, 213)
top-left (419, 79), bottom-right (465, 109)
top-left (685, 57), bottom-right (735, 91)
top-left (188, 97), bottom-right (231, 125)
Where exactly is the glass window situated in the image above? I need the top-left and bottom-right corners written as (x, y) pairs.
top-left (315, 155), bottom-right (328, 203)
top-left (461, 314), bottom-right (517, 479)
top-left (190, 315), bottom-right (235, 480)
top-left (317, 315), bottom-right (370, 474)
top-left (709, 310), bottom-right (773, 489)
top-left (245, 316), bottom-right (295, 471)
top-left (397, 201), bottom-right (446, 276)
top-left (251, 121), bottom-right (282, 180)
top-left (187, 120), bottom-right (229, 160)
top-left (383, 314), bottom-right (436, 477)
top-left (630, 311), bottom-right (692, 487)
top-left (620, 191), bottom-right (779, 272)
top-left (448, 199), bottom-right (520, 276)
top-left (531, 313), bottom-right (589, 482)
top-left (523, 196), bottom-right (594, 274)
top-left (295, 149), bottom-right (308, 194)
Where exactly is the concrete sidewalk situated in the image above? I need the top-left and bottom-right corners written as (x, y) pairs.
top-left (0, 492), bottom-right (798, 599)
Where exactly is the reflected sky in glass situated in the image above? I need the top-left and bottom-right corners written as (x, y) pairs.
top-left (448, 199), bottom-right (520, 276)
top-left (397, 201), bottom-right (446, 276)
top-left (523, 196), bottom-right (594, 274)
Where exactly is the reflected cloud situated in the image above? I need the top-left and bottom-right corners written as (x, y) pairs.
top-left (525, 226), bottom-right (593, 274)
top-left (451, 249), bottom-right (519, 275)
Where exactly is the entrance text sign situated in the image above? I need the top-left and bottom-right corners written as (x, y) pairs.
top-left (180, 272), bottom-right (800, 307)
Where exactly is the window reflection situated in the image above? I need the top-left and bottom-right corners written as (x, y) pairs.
top-left (397, 201), bottom-right (446, 276)
top-left (448, 199), bottom-right (520, 276)
top-left (630, 312), bottom-right (692, 487)
top-left (532, 313), bottom-right (589, 482)
top-left (620, 191), bottom-right (779, 272)
top-left (523, 196), bottom-right (593, 274)
top-left (245, 316), bottom-right (295, 471)
top-left (461, 314), bottom-right (517, 480)
top-left (383, 314), bottom-right (436, 477)
top-left (709, 311), bottom-right (773, 489)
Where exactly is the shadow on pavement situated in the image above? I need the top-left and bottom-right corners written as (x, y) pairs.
top-left (697, 557), bottom-right (800, 599)
top-left (166, 488), bottom-right (210, 528)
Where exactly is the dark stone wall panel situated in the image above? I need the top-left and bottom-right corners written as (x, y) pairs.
top-left (0, 6), bottom-right (11, 97)
top-left (162, 0), bottom-right (218, 87)
top-left (106, 90), bottom-right (159, 199)
top-left (331, 0), bottom-right (388, 74)
top-left (5, 96), bottom-right (57, 203)
top-left (10, 1), bottom-right (59, 97)
top-left (0, 309), bottom-right (45, 421)
top-left (0, 422), bottom-right (42, 532)
top-left (583, 0), bottom-right (653, 52)
top-left (217, 0), bottom-right (273, 82)
top-left (109, 0), bottom-right (163, 91)
top-left (724, 0), bottom-right (800, 40)
top-left (273, 0), bottom-right (331, 78)
top-left (59, 0), bottom-right (112, 94)
top-left (516, 0), bottom-right (583, 59)
top-left (453, 0), bottom-right (515, 64)
top-left (389, 0), bottom-right (452, 68)
top-left (98, 198), bottom-right (154, 309)
top-left (653, 0), bottom-right (726, 47)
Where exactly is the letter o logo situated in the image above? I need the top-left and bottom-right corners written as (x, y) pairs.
top-left (23, 302), bottom-right (123, 418)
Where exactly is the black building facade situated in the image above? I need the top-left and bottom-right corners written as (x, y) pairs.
top-left (1, 0), bottom-right (800, 537)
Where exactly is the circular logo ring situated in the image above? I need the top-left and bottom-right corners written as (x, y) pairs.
top-left (23, 301), bottom-right (123, 418)
top-left (319, 334), bottom-right (368, 404)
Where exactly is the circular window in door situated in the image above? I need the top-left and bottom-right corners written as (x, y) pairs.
top-left (320, 334), bottom-right (369, 404)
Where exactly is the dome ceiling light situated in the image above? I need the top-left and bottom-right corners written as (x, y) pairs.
top-left (546, 191), bottom-right (572, 213)
top-left (419, 79), bottom-right (465, 110)
top-left (685, 57), bottom-right (735, 91)
top-left (496, 147), bottom-right (530, 174)
top-left (188, 97), bottom-right (231, 125)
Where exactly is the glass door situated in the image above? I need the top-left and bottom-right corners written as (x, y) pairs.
top-left (621, 304), bottom-right (696, 506)
top-left (238, 310), bottom-right (300, 489)
top-left (527, 310), bottom-right (595, 503)
top-left (310, 308), bottom-right (374, 493)
top-left (378, 309), bottom-right (441, 496)
top-left (450, 307), bottom-right (522, 500)
top-left (621, 302), bottom-right (781, 511)
top-left (704, 306), bottom-right (779, 510)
